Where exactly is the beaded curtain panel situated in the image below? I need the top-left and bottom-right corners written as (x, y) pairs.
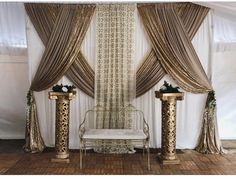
top-left (95, 4), bottom-right (136, 153)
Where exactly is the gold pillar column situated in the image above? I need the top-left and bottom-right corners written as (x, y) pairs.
top-left (155, 91), bottom-right (184, 165)
top-left (49, 91), bottom-right (76, 163)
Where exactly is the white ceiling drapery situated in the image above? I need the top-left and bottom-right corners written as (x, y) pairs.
top-left (0, 3), bottom-right (27, 57)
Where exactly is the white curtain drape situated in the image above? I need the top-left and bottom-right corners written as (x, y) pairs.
top-left (0, 2), bottom-right (27, 57)
top-left (212, 11), bottom-right (236, 140)
top-left (0, 2), bottom-right (29, 139)
top-left (195, 2), bottom-right (236, 20)
top-left (213, 50), bottom-right (236, 140)
top-left (214, 13), bottom-right (236, 52)
top-left (27, 7), bottom-right (212, 149)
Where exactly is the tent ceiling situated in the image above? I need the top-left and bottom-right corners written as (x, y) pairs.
top-left (194, 2), bottom-right (236, 21)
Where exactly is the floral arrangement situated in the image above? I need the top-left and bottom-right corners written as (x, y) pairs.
top-left (52, 84), bottom-right (76, 93)
top-left (160, 81), bottom-right (180, 93)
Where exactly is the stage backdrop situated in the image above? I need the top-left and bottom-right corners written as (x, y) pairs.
top-left (26, 6), bottom-right (212, 149)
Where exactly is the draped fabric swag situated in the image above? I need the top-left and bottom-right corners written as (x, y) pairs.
top-left (24, 3), bottom-right (96, 152)
top-left (195, 91), bottom-right (223, 153)
top-left (138, 3), bottom-right (212, 93)
top-left (24, 2), bottom-right (222, 154)
top-left (66, 52), bottom-right (94, 98)
top-left (136, 2), bottom-right (210, 97)
top-left (137, 3), bottom-right (223, 153)
top-left (176, 2), bottom-right (210, 40)
top-left (136, 50), bottom-right (165, 97)
top-left (26, 2), bottom-right (211, 99)
top-left (25, 4), bottom-right (95, 97)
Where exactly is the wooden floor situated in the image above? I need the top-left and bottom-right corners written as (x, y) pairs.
top-left (1, 140), bottom-right (236, 175)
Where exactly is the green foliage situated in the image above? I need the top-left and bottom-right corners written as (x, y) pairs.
top-left (208, 91), bottom-right (216, 109)
top-left (27, 90), bottom-right (33, 106)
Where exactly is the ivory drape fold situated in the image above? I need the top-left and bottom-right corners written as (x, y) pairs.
top-left (138, 3), bottom-right (223, 154)
top-left (24, 3), bottom-right (96, 152)
top-left (136, 2), bottom-right (210, 97)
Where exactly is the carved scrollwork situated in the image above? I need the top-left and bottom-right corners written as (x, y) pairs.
top-left (162, 101), bottom-right (177, 160)
top-left (155, 91), bottom-right (184, 164)
top-left (55, 98), bottom-right (70, 158)
top-left (48, 91), bottom-right (76, 161)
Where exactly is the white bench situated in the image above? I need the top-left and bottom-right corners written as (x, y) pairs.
top-left (79, 104), bottom-right (150, 170)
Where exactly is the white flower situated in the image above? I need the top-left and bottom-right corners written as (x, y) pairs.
top-left (160, 85), bottom-right (167, 91)
top-left (62, 86), bottom-right (68, 92)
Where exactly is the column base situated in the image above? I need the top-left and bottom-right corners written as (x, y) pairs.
top-left (51, 158), bottom-right (70, 163)
top-left (157, 154), bottom-right (180, 165)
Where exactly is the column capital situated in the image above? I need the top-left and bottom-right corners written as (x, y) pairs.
top-left (155, 91), bottom-right (184, 101)
top-left (48, 91), bottom-right (76, 100)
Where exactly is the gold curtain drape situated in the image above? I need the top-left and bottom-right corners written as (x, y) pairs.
top-left (24, 4), bottom-right (60, 46)
top-left (27, 4), bottom-right (95, 91)
top-left (23, 91), bottom-right (45, 153)
top-left (138, 3), bottom-right (223, 154)
top-left (136, 50), bottom-right (165, 97)
top-left (138, 3), bottom-right (212, 93)
top-left (24, 3), bottom-right (96, 152)
top-left (136, 2), bottom-right (210, 97)
top-left (66, 52), bottom-right (95, 98)
top-left (195, 91), bottom-right (222, 154)
top-left (26, 2), bottom-right (209, 99)
top-left (24, 2), bottom-right (222, 153)
top-left (26, 2), bottom-right (210, 98)
top-left (176, 2), bottom-right (210, 40)
top-left (25, 3), bottom-right (95, 97)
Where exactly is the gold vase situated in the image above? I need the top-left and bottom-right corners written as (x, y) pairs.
top-left (48, 91), bottom-right (76, 163)
top-left (155, 91), bottom-right (184, 165)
